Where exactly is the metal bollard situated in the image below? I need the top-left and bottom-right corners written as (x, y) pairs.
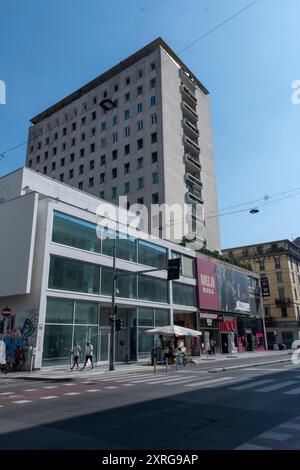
top-left (165, 356), bottom-right (168, 373)
top-left (153, 355), bottom-right (157, 374)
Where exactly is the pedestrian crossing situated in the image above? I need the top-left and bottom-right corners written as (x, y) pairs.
top-left (230, 377), bottom-right (300, 395)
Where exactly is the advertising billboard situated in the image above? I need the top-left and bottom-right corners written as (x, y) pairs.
top-left (195, 258), bottom-right (219, 310)
top-left (216, 264), bottom-right (250, 314)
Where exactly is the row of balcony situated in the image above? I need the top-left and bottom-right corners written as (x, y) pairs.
top-left (183, 118), bottom-right (199, 137)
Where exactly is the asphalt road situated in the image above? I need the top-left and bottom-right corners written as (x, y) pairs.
top-left (1, 357), bottom-right (300, 450)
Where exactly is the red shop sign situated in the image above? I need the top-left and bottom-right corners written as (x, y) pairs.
top-left (219, 319), bottom-right (237, 333)
top-left (1, 307), bottom-right (11, 318)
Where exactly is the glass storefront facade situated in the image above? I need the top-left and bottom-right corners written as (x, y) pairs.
top-left (42, 298), bottom-right (170, 366)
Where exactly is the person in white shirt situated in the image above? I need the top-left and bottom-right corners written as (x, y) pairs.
top-left (0, 339), bottom-right (7, 373)
top-left (70, 342), bottom-right (81, 370)
top-left (81, 342), bottom-right (94, 370)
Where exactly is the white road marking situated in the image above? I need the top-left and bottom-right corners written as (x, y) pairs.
top-left (40, 396), bottom-right (58, 400)
top-left (0, 392), bottom-right (14, 395)
top-left (43, 386), bottom-right (57, 389)
top-left (283, 386), bottom-right (300, 395)
top-left (122, 384), bottom-right (135, 386)
top-left (12, 400), bottom-right (32, 404)
top-left (104, 386), bottom-right (119, 389)
top-left (63, 383), bottom-right (75, 386)
top-left (23, 389), bottom-right (37, 392)
top-left (255, 380), bottom-right (298, 393)
top-left (85, 389), bottom-right (101, 393)
top-left (231, 379), bottom-right (274, 390)
top-left (236, 443), bottom-right (272, 450)
top-left (184, 376), bottom-right (234, 387)
top-left (279, 422), bottom-right (300, 431)
top-left (64, 392), bottom-right (81, 396)
top-left (259, 431), bottom-right (290, 441)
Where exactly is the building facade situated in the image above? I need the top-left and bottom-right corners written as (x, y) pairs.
top-left (224, 240), bottom-right (300, 347)
top-left (0, 169), bottom-right (263, 369)
top-left (25, 37), bottom-right (220, 251)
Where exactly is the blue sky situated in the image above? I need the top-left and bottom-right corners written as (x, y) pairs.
top-left (0, 0), bottom-right (299, 248)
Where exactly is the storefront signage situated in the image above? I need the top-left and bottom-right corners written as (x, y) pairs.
top-left (196, 259), bottom-right (219, 310)
top-left (260, 277), bottom-right (270, 297)
top-left (219, 319), bottom-right (237, 333)
top-left (199, 312), bottom-right (218, 320)
top-left (216, 264), bottom-right (250, 314)
top-left (236, 301), bottom-right (251, 312)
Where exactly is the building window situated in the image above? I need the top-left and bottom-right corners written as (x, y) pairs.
top-left (138, 276), bottom-right (168, 304)
top-left (53, 147), bottom-right (57, 156)
top-left (173, 283), bottom-right (196, 306)
top-left (90, 143), bottom-right (95, 153)
top-left (114, 84), bottom-right (119, 92)
top-left (258, 259), bottom-right (265, 271)
top-left (112, 132), bottom-right (118, 143)
top-left (60, 173), bottom-right (64, 182)
top-left (100, 173), bottom-right (105, 183)
top-left (281, 307), bottom-right (288, 318)
top-left (137, 102), bottom-right (143, 113)
top-left (79, 148), bottom-right (84, 158)
top-left (100, 154), bottom-right (106, 166)
top-left (63, 127), bottom-right (67, 136)
top-left (151, 132), bottom-right (157, 144)
top-left (81, 117), bottom-right (86, 126)
top-left (150, 62), bottom-right (156, 71)
top-left (69, 169), bottom-right (74, 179)
top-left (112, 168), bottom-right (117, 179)
top-left (275, 258), bottom-right (281, 269)
top-left (112, 187), bottom-right (117, 199)
top-left (28, 160), bottom-right (32, 168)
top-left (91, 112), bottom-right (96, 123)
top-left (124, 163), bottom-right (130, 174)
top-left (137, 70), bottom-right (143, 79)
top-left (51, 162), bottom-right (56, 171)
top-left (43, 166), bottom-right (47, 175)
top-left (124, 182), bottom-right (130, 194)
top-left (49, 256), bottom-right (100, 294)
top-left (152, 172), bottom-right (158, 184)
top-left (137, 85), bottom-right (143, 96)
top-left (150, 95), bottom-right (156, 106)
top-left (137, 138), bottom-right (143, 150)
top-left (276, 271), bottom-right (283, 283)
top-left (137, 120), bottom-right (143, 131)
top-left (79, 164), bottom-right (84, 175)
top-left (36, 155), bottom-right (40, 164)
top-left (112, 115), bottom-right (118, 126)
top-left (78, 181), bottom-right (83, 190)
top-left (150, 78), bottom-right (156, 88)
top-left (264, 306), bottom-right (271, 317)
top-left (124, 109), bottom-right (130, 120)
top-left (151, 113), bottom-right (157, 125)
top-left (101, 121), bottom-right (106, 131)
top-left (72, 122), bottom-right (76, 131)
top-left (103, 90), bottom-right (107, 99)
top-left (54, 133), bottom-right (58, 141)
top-left (101, 138), bottom-right (106, 149)
top-left (125, 92), bottom-right (130, 103)
top-left (60, 157), bottom-right (65, 167)
top-left (152, 193), bottom-right (159, 204)
top-left (137, 197), bottom-right (144, 204)
top-left (81, 132), bottom-right (86, 142)
top-left (124, 144), bottom-right (130, 155)
top-left (138, 240), bottom-right (167, 268)
top-left (112, 149), bottom-right (118, 160)
top-left (125, 77), bottom-right (130, 86)
top-left (71, 137), bottom-right (76, 146)
top-left (138, 177), bottom-right (144, 190)
top-left (91, 127), bottom-right (96, 137)
top-left (30, 145), bottom-right (33, 153)
top-left (90, 160), bottom-right (94, 170)
top-left (100, 191), bottom-right (105, 199)
top-left (89, 177), bottom-right (94, 188)
top-left (93, 96), bottom-right (97, 104)
top-left (137, 157), bottom-right (143, 169)
top-left (278, 287), bottom-right (285, 300)
top-left (151, 151), bottom-right (158, 163)
top-left (295, 289), bottom-right (298, 300)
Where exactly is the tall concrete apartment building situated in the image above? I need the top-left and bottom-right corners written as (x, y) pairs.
top-left (224, 239), bottom-right (300, 347)
top-left (25, 37), bottom-right (220, 251)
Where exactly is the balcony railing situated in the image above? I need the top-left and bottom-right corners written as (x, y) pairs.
top-left (186, 191), bottom-right (203, 205)
top-left (184, 153), bottom-right (201, 171)
top-left (180, 84), bottom-right (197, 104)
top-left (184, 136), bottom-right (200, 153)
top-left (181, 102), bottom-right (198, 121)
top-left (185, 172), bottom-right (202, 189)
top-left (183, 118), bottom-right (199, 137)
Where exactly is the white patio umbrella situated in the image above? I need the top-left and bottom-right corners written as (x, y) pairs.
top-left (145, 324), bottom-right (202, 337)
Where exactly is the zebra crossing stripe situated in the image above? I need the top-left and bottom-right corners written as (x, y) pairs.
top-left (102, 373), bottom-right (158, 381)
top-left (184, 376), bottom-right (234, 387)
top-left (231, 379), bottom-right (274, 390)
top-left (12, 400), bottom-right (32, 404)
top-left (40, 396), bottom-right (58, 400)
top-left (144, 376), bottom-right (198, 385)
top-left (283, 386), bottom-right (300, 395)
top-left (254, 380), bottom-right (298, 393)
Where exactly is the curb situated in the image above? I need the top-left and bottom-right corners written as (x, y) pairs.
top-left (208, 358), bottom-right (291, 373)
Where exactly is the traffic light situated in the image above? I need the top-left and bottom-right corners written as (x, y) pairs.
top-left (167, 258), bottom-right (181, 281)
top-left (116, 318), bottom-right (123, 331)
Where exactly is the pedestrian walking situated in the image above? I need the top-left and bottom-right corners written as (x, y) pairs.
top-left (81, 342), bottom-right (94, 370)
top-left (70, 342), bottom-right (81, 370)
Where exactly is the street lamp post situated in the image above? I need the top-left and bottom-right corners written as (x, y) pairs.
top-left (109, 233), bottom-right (117, 371)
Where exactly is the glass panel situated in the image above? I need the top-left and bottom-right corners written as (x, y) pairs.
top-left (42, 324), bottom-right (73, 366)
top-left (138, 240), bottom-right (167, 268)
top-left (101, 228), bottom-right (115, 257)
top-left (138, 275), bottom-right (169, 303)
top-left (52, 211), bottom-right (100, 253)
top-left (138, 327), bottom-right (154, 360)
top-left (182, 255), bottom-right (194, 278)
top-left (45, 298), bottom-right (74, 324)
top-left (173, 282), bottom-right (196, 306)
top-left (100, 306), bottom-right (111, 326)
top-left (75, 301), bottom-right (98, 324)
top-left (117, 270), bottom-right (137, 299)
top-left (49, 256), bottom-right (100, 294)
top-left (155, 309), bottom-right (170, 326)
top-left (101, 266), bottom-right (113, 296)
top-left (117, 232), bottom-right (137, 263)
top-left (100, 330), bottom-right (109, 361)
top-left (73, 325), bottom-right (98, 360)
top-left (138, 307), bottom-right (154, 326)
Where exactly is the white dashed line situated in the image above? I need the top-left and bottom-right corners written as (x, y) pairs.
top-left (258, 431), bottom-right (290, 441)
top-left (12, 400), bottom-right (33, 404)
top-left (104, 386), bottom-right (119, 389)
top-left (279, 422), bottom-right (300, 431)
top-left (0, 392), bottom-right (13, 395)
top-left (43, 386), bottom-right (58, 389)
top-left (122, 384), bottom-right (135, 387)
top-left (85, 389), bottom-right (101, 393)
top-left (63, 383), bottom-right (75, 386)
top-left (64, 392), bottom-right (81, 396)
top-left (40, 396), bottom-right (58, 400)
top-left (23, 389), bottom-right (36, 392)
top-left (236, 443), bottom-right (272, 450)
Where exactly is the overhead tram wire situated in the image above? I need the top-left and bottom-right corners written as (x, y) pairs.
top-left (0, 0), bottom-right (262, 164)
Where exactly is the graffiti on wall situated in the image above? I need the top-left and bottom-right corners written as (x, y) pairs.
top-left (3, 306), bottom-right (39, 369)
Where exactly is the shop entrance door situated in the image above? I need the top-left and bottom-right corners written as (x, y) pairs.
top-left (246, 333), bottom-right (253, 351)
top-left (221, 334), bottom-right (229, 354)
top-left (115, 307), bottom-right (137, 362)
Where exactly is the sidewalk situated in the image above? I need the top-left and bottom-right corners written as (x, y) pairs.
top-left (0, 350), bottom-right (291, 382)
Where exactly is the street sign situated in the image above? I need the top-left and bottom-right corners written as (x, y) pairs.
top-left (1, 307), bottom-right (11, 317)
